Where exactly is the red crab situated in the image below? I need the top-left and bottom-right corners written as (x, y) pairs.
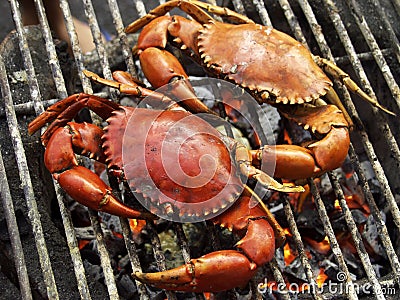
top-left (28, 70), bottom-right (303, 292)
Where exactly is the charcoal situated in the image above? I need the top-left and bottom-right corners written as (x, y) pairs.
top-left (351, 210), bottom-right (368, 225)
top-left (362, 214), bottom-right (387, 260)
top-left (296, 210), bottom-right (326, 242)
top-left (116, 273), bottom-right (137, 299)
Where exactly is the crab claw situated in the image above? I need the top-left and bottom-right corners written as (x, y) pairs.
top-left (133, 250), bottom-right (258, 292)
top-left (224, 137), bottom-right (305, 192)
top-left (134, 195), bottom-right (277, 292)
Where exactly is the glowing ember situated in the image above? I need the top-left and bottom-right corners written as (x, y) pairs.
top-left (283, 128), bottom-right (293, 145)
top-left (334, 199), bottom-right (342, 210)
top-left (344, 195), bottom-right (370, 215)
top-left (283, 228), bottom-right (293, 236)
top-left (316, 268), bottom-right (328, 287)
top-left (304, 236), bottom-right (331, 255)
top-left (112, 231), bottom-right (123, 239)
top-left (129, 219), bottom-right (146, 242)
top-left (284, 242), bottom-right (297, 266)
top-left (78, 239), bottom-right (90, 250)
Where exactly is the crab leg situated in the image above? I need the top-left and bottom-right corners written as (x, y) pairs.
top-left (324, 87), bottom-right (353, 128)
top-left (83, 70), bottom-right (182, 110)
top-left (221, 135), bottom-right (305, 192)
top-left (44, 122), bottom-right (155, 220)
top-left (125, 0), bottom-right (215, 34)
top-left (182, 0), bottom-right (255, 24)
top-left (314, 56), bottom-right (395, 115)
top-left (128, 12), bottom-right (220, 115)
top-left (253, 104), bottom-right (350, 180)
top-left (28, 93), bottom-right (120, 146)
top-left (133, 195), bottom-right (274, 292)
top-left (138, 47), bottom-right (215, 115)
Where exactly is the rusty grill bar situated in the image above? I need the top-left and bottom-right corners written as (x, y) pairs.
top-left (0, 0), bottom-right (399, 299)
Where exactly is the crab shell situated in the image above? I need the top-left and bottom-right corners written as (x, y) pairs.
top-left (197, 21), bottom-right (332, 104)
top-left (101, 106), bottom-right (243, 218)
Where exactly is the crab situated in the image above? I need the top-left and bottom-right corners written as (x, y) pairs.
top-left (28, 69), bottom-right (305, 292)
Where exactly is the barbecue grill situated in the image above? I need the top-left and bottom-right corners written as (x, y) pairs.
top-left (0, 0), bottom-right (399, 299)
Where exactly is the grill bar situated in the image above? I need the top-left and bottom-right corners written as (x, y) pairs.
top-left (82, 0), bottom-right (112, 82)
top-left (106, 0), bottom-right (136, 75)
top-left (335, 49), bottom-right (394, 65)
top-left (119, 216), bottom-right (149, 299)
top-left (33, 0), bottom-right (68, 99)
top-left (6, 1), bottom-right (61, 299)
top-left (393, 0), bottom-right (400, 15)
top-left (0, 57), bottom-right (33, 300)
top-left (348, 144), bottom-right (400, 283)
top-left (147, 221), bottom-right (177, 300)
top-left (56, 182), bottom-right (92, 300)
top-left (32, 0), bottom-right (94, 298)
top-left (89, 211), bottom-right (120, 299)
top-left (250, 0), bottom-right (272, 26)
top-left (329, 168), bottom-right (398, 292)
top-left (278, 0), bottom-right (308, 46)
top-left (345, 0), bottom-right (400, 110)
top-left (308, 178), bottom-right (360, 300)
top-left (322, 0), bottom-right (400, 232)
top-left (107, 176), bottom-right (149, 299)
top-left (0, 92), bottom-right (109, 117)
top-left (133, 0), bottom-right (147, 18)
top-left (268, 258), bottom-right (291, 300)
top-left (230, 0), bottom-right (246, 15)
top-left (372, 1), bottom-right (400, 64)
top-left (59, 0), bottom-right (92, 93)
top-left (282, 194), bottom-right (323, 299)
top-left (8, 0), bottom-right (44, 115)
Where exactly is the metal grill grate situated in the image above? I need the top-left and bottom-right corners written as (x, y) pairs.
top-left (0, 0), bottom-right (399, 299)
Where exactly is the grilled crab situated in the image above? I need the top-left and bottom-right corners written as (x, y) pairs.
top-left (28, 70), bottom-right (304, 292)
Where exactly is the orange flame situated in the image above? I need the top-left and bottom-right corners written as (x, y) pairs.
top-left (284, 242), bottom-right (297, 266)
top-left (283, 228), bottom-right (292, 237)
top-left (283, 128), bottom-right (293, 145)
top-left (345, 195), bottom-right (370, 215)
top-left (316, 268), bottom-right (328, 287)
top-left (334, 199), bottom-right (342, 211)
top-left (129, 219), bottom-right (146, 241)
top-left (304, 236), bottom-right (331, 255)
